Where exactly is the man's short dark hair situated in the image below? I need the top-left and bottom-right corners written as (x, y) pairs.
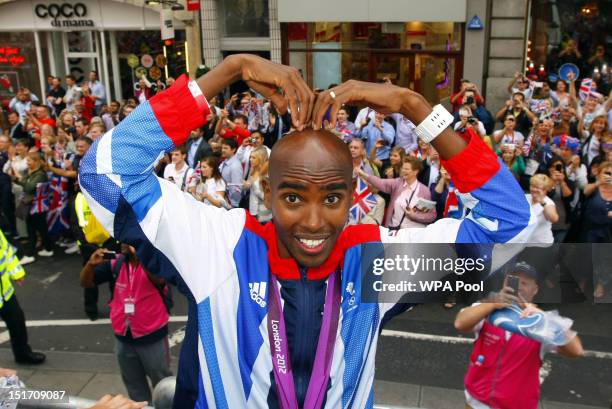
top-left (174, 145), bottom-right (187, 155)
top-left (234, 114), bottom-right (248, 125)
top-left (349, 138), bottom-right (365, 148)
top-left (76, 117), bottom-right (90, 126)
top-left (65, 75), bottom-right (76, 82)
top-left (76, 136), bottom-right (93, 146)
top-left (15, 138), bottom-right (30, 148)
top-left (8, 111), bottom-right (18, 117)
top-left (221, 138), bottom-right (238, 151)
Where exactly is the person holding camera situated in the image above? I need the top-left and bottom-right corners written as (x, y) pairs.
top-left (507, 72), bottom-right (534, 101)
top-left (496, 92), bottom-right (537, 137)
top-left (493, 114), bottom-right (525, 148)
top-left (454, 106), bottom-right (487, 139)
top-left (450, 79), bottom-right (484, 113)
top-left (455, 262), bottom-right (583, 409)
top-left (80, 245), bottom-right (172, 403)
top-left (453, 92), bottom-right (494, 135)
top-left (547, 155), bottom-right (575, 243)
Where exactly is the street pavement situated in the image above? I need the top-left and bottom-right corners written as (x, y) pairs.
top-left (0, 247), bottom-right (610, 408)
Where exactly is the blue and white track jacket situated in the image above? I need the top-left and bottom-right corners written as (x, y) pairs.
top-left (79, 75), bottom-right (535, 408)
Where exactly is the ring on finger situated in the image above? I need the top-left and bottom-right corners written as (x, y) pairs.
top-left (330, 91), bottom-right (337, 100)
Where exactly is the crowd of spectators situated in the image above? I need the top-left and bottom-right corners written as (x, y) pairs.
top-left (0, 62), bottom-right (611, 300)
top-left (0, 51), bottom-right (608, 405)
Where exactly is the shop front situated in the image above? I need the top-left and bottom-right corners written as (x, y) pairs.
top-left (277, 0), bottom-right (466, 105)
top-left (0, 0), bottom-right (186, 102)
top-left (282, 22), bottom-right (463, 105)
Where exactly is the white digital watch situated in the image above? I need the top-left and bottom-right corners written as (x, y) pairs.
top-left (414, 104), bottom-right (454, 144)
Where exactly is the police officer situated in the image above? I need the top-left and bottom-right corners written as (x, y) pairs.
top-left (0, 229), bottom-right (45, 364)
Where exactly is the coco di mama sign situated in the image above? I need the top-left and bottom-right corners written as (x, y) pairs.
top-left (34, 2), bottom-right (95, 28)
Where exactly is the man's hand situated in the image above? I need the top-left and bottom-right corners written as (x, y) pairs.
top-left (488, 286), bottom-right (522, 309)
top-left (87, 394), bottom-right (147, 409)
top-left (197, 54), bottom-right (314, 130)
top-left (355, 168), bottom-right (368, 180)
top-left (312, 80), bottom-right (430, 131)
top-left (552, 170), bottom-right (565, 183)
top-left (520, 303), bottom-right (543, 318)
top-left (88, 248), bottom-right (109, 267)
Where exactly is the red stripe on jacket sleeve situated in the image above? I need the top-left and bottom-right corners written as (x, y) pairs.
top-left (148, 74), bottom-right (211, 147)
top-left (440, 128), bottom-right (500, 193)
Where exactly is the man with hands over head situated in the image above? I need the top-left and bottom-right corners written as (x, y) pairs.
top-left (80, 54), bottom-right (534, 408)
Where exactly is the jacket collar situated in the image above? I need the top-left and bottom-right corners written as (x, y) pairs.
top-left (245, 213), bottom-right (380, 280)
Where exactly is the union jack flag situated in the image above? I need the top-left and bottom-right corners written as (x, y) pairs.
top-left (46, 176), bottom-right (70, 235)
top-left (579, 78), bottom-right (596, 101)
top-left (530, 99), bottom-right (549, 115)
top-left (444, 183), bottom-right (465, 220)
top-left (349, 177), bottom-right (378, 223)
top-left (30, 182), bottom-right (49, 215)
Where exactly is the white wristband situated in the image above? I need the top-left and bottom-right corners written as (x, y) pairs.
top-left (414, 104), bottom-right (454, 144)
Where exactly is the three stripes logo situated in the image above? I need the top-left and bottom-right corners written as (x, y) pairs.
top-left (249, 282), bottom-right (267, 308)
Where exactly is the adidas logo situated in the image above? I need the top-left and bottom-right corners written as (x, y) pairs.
top-left (248, 281), bottom-right (267, 308)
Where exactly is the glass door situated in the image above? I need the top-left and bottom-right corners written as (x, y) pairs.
top-left (63, 31), bottom-right (100, 83)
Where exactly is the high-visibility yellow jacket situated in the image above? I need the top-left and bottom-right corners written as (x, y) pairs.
top-left (75, 192), bottom-right (92, 232)
top-left (75, 192), bottom-right (110, 246)
top-left (0, 229), bottom-right (25, 309)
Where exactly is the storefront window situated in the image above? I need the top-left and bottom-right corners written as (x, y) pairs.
top-left (218, 0), bottom-right (269, 38)
top-left (115, 30), bottom-right (186, 100)
top-left (529, 0), bottom-right (611, 85)
top-left (0, 32), bottom-right (41, 99)
top-left (287, 22), bottom-right (461, 51)
top-left (285, 22), bottom-right (462, 103)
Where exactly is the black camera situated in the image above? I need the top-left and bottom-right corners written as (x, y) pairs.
top-left (465, 96), bottom-right (475, 105)
top-left (467, 117), bottom-right (477, 124)
top-left (554, 164), bottom-right (564, 172)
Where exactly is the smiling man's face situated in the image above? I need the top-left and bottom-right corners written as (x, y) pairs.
top-left (264, 130), bottom-right (353, 268)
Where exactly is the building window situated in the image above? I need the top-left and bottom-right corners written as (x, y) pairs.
top-left (285, 22), bottom-right (462, 104)
top-left (0, 32), bottom-right (41, 99)
top-left (218, 0), bottom-right (270, 38)
top-left (528, 0), bottom-right (611, 86)
top-left (115, 30), bottom-right (186, 100)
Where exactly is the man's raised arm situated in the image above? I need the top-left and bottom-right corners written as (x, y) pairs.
top-left (78, 54), bottom-right (313, 297)
top-left (313, 81), bottom-right (534, 249)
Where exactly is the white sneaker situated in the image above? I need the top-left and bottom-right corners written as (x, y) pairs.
top-left (64, 244), bottom-right (80, 255)
top-left (20, 256), bottom-right (35, 265)
top-left (37, 249), bottom-right (54, 257)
